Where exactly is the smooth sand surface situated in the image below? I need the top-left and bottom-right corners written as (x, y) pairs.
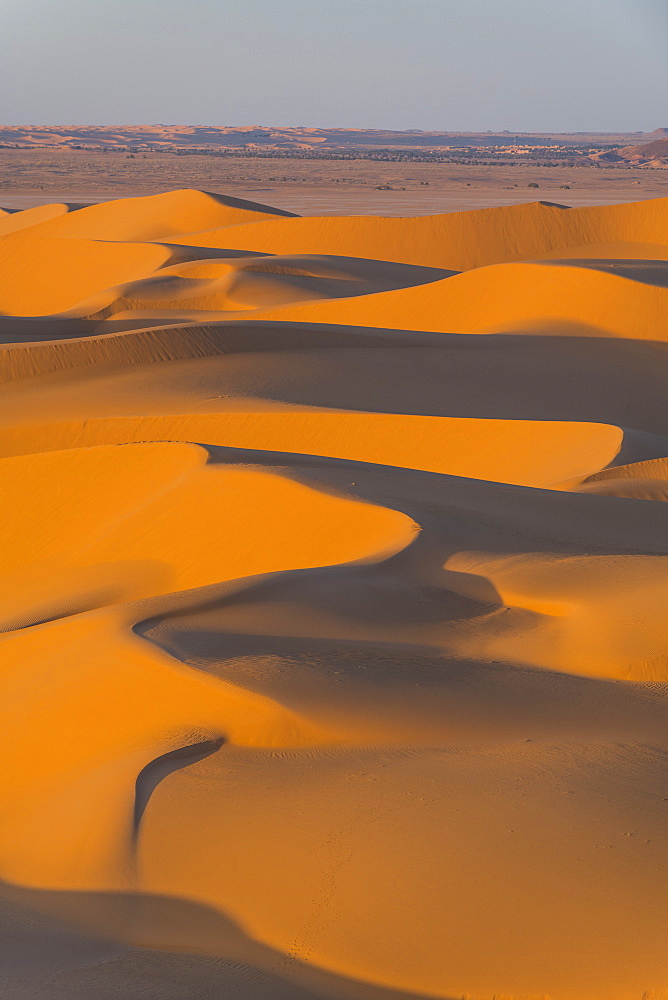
top-left (1, 187), bottom-right (667, 1000)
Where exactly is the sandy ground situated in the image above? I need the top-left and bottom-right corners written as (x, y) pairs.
top-left (0, 186), bottom-right (667, 1000)
top-left (1, 148), bottom-right (667, 215)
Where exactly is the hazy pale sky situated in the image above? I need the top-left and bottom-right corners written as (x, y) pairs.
top-left (1, 0), bottom-right (666, 131)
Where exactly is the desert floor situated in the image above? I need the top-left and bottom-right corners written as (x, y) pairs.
top-left (1, 147), bottom-right (667, 215)
top-left (0, 184), bottom-right (667, 1000)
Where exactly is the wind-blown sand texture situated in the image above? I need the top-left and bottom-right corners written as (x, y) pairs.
top-left (1, 188), bottom-right (667, 1000)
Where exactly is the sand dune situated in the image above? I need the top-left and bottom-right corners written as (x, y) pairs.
top-left (0, 202), bottom-right (72, 237)
top-left (0, 235), bottom-right (172, 315)
top-left (174, 197), bottom-right (668, 269)
top-left (249, 259), bottom-right (668, 340)
top-left (10, 188), bottom-right (296, 242)
top-left (1, 188), bottom-right (667, 1000)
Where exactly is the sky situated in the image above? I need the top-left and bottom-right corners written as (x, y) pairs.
top-left (1, 0), bottom-right (666, 132)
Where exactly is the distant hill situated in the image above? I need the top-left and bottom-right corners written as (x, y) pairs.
top-left (0, 124), bottom-right (659, 153)
top-left (594, 137), bottom-right (668, 168)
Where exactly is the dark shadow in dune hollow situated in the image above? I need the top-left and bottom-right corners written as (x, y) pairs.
top-left (3, 321), bottom-right (668, 441)
top-left (0, 879), bottom-right (453, 1000)
top-left (133, 737), bottom-right (224, 835)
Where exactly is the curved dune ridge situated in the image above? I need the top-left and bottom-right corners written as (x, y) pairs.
top-left (0, 188), bottom-right (667, 1000)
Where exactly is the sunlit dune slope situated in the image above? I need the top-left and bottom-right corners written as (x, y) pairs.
top-left (12, 189), bottom-right (297, 242)
top-left (252, 259), bottom-right (668, 339)
top-left (0, 202), bottom-right (72, 237)
top-left (0, 190), bottom-right (667, 1000)
top-left (0, 235), bottom-right (170, 315)
top-left (529, 240), bottom-right (668, 261)
top-left (0, 407), bottom-right (628, 485)
top-left (136, 741), bottom-right (667, 999)
top-left (174, 196), bottom-right (668, 269)
top-left (0, 441), bottom-right (414, 629)
top-left (70, 254), bottom-right (451, 320)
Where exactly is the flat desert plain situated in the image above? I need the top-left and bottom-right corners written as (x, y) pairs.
top-left (1, 146), bottom-right (667, 215)
top-left (0, 185), bottom-right (667, 1000)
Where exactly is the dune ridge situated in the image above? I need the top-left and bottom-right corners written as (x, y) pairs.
top-left (1, 187), bottom-right (667, 1000)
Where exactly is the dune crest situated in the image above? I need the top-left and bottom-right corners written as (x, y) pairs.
top-left (1, 189), bottom-right (667, 1000)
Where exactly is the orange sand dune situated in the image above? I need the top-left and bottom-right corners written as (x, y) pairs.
top-left (71, 254), bottom-right (451, 321)
top-left (0, 235), bottom-right (171, 315)
top-left (175, 196), bottom-right (668, 269)
top-left (0, 407), bottom-right (629, 485)
top-left (0, 202), bottom-right (72, 237)
top-left (251, 260), bottom-right (668, 340)
top-left (10, 188), bottom-right (297, 242)
top-left (1, 189), bottom-right (667, 1000)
